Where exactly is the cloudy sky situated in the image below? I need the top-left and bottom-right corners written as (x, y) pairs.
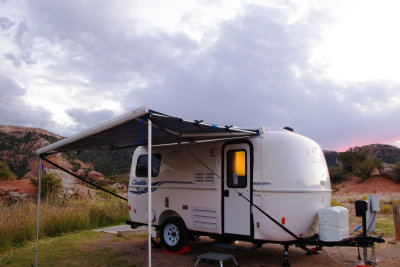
top-left (0, 0), bottom-right (399, 151)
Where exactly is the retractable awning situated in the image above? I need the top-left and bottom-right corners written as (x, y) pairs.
top-left (36, 106), bottom-right (258, 155)
top-left (35, 106), bottom-right (259, 267)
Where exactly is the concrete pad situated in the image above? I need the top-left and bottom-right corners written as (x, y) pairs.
top-left (93, 225), bottom-right (133, 234)
top-left (94, 225), bottom-right (149, 236)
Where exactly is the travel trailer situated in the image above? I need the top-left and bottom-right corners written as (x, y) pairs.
top-left (36, 106), bottom-right (384, 266)
top-left (127, 127), bottom-right (331, 252)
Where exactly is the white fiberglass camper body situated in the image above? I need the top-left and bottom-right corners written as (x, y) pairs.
top-left (128, 126), bottom-right (331, 250)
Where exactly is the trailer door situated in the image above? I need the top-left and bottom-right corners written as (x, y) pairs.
top-left (223, 142), bottom-right (252, 236)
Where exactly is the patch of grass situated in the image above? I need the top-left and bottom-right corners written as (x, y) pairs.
top-left (374, 216), bottom-right (395, 237)
top-left (380, 204), bottom-right (393, 214)
top-left (0, 199), bottom-right (129, 252)
top-left (0, 230), bottom-right (136, 266)
top-left (392, 198), bottom-right (400, 206)
top-left (331, 198), bottom-right (345, 207)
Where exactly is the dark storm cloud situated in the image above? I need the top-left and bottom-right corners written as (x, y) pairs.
top-left (4, 53), bottom-right (22, 68)
top-left (13, 21), bottom-right (36, 65)
top-left (0, 73), bottom-right (54, 129)
top-left (0, 17), bottom-right (14, 30)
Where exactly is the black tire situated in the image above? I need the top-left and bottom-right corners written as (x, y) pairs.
top-left (160, 217), bottom-right (188, 252)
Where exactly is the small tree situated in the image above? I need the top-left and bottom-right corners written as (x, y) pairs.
top-left (339, 148), bottom-right (360, 173)
top-left (0, 161), bottom-right (17, 180)
top-left (30, 173), bottom-right (62, 202)
top-left (328, 166), bottom-right (348, 184)
top-left (337, 147), bottom-right (382, 182)
top-left (353, 157), bottom-right (382, 181)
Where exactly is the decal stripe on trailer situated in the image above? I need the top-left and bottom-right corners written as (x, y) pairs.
top-left (129, 180), bottom-right (193, 194)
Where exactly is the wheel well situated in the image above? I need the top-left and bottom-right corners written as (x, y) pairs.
top-left (158, 210), bottom-right (182, 226)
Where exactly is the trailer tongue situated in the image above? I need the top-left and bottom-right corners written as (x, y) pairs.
top-left (295, 218), bottom-right (385, 266)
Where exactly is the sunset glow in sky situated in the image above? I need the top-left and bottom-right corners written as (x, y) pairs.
top-left (0, 0), bottom-right (399, 151)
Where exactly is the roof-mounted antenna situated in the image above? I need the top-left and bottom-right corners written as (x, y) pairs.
top-left (283, 126), bottom-right (294, 132)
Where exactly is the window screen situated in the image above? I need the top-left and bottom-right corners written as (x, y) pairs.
top-left (227, 150), bottom-right (247, 188)
top-left (136, 154), bottom-right (161, 177)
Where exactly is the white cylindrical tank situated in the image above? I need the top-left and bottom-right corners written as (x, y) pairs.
top-left (253, 128), bottom-right (331, 241)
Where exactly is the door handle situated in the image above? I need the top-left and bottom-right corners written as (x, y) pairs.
top-left (224, 189), bottom-right (229, 197)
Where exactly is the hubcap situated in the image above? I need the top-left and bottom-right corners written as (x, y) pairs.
top-left (163, 223), bottom-right (180, 246)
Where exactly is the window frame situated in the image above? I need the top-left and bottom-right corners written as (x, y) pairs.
top-left (226, 149), bottom-right (247, 188)
top-left (135, 153), bottom-right (162, 178)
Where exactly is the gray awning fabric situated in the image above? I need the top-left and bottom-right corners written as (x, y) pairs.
top-left (36, 106), bottom-right (259, 155)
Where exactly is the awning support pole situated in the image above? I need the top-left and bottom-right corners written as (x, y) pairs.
top-left (35, 159), bottom-right (42, 267)
top-left (148, 118), bottom-right (152, 267)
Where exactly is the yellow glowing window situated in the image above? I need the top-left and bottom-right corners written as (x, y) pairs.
top-left (227, 150), bottom-right (247, 188)
top-left (233, 151), bottom-right (246, 176)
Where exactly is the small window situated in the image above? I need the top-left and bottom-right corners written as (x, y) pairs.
top-left (227, 150), bottom-right (247, 188)
top-left (136, 154), bottom-right (161, 177)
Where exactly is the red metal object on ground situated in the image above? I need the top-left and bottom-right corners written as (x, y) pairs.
top-left (162, 245), bottom-right (191, 255)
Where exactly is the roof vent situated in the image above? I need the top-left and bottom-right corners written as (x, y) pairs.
top-left (283, 126), bottom-right (294, 132)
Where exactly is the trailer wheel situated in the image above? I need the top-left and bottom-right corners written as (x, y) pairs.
top-left (160, 217), bottom-right (188, 252)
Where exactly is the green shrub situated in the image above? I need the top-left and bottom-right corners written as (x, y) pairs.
top-left (329, 166), bottom-right (349, 184)
top-left (0, 161), bottom-right (17, 180)
top-left (331, 198), bottom-right (344, 207)
top-left (380, 204), bottom-right (393, 214)
top-left (392, 198), bottom-right (400, 206)
top-left (336, 147), bottom-right (382, 182)
top-left (30, 173), bottom-right (62, 202)
top-left (353, 158), bottom-right (374, 181)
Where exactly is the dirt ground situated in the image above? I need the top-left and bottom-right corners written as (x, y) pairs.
top-left (333, 176), bottom-right (400, 202)
top-left (90, 233), bottom-right (400, 267)
top-left (91, 176), bottom-right (400, 267)
top-left (0, 179), bottom-right (36, 195)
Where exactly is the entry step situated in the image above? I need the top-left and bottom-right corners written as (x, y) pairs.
top-left (194, 252), bottom-right (239, 267)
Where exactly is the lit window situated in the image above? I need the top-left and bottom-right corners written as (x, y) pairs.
top-left (227, 150), bottom-right (247, 188)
